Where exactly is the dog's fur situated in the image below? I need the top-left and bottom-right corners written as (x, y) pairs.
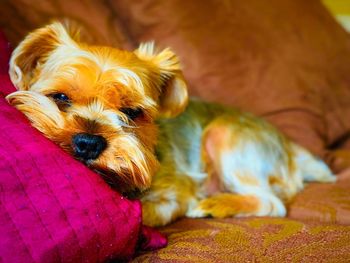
top-left (7, 22), bottom-right (336, 226)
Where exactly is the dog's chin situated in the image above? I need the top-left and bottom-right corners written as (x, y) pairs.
top-left (90, 164), bottom-right (144, 198)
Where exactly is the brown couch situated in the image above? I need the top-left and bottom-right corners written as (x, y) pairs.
top-left (1, 0), bottom-right (350, 261)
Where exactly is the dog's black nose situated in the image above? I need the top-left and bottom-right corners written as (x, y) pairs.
top-left (72, 133), bottom-right (107, 160)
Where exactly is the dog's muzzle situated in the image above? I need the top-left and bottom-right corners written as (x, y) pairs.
top-left (72, 133), bottom-right (107, 160)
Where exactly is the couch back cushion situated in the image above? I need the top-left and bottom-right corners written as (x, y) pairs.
top-left (111, 0), bottom-right (350, 171)
top-left (2, 0), bottom-right (350, 170)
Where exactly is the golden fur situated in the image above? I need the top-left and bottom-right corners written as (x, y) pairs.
top-left (7, 22), bottom-right (336, 227)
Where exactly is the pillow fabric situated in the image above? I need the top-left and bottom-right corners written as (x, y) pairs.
top-left (0, 31), bottom-right (166, 263)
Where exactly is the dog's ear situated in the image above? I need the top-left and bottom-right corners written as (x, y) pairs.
top-left (135, 42), bottom-right (188, 118)
top-left (9, 22), bottom-right (79, 90)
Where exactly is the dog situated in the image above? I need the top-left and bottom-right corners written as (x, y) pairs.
top-left (7, 22), bottom-right (336, 227)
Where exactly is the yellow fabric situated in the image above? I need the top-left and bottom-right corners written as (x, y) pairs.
top-left (322, 0), bottom-right (350, 31)
top-left (133, 218), bottom-right (350, 262)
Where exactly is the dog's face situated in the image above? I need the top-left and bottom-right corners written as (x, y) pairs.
top-left (7, 22), bottom-right (188, 193)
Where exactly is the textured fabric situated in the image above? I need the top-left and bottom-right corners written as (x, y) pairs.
top-left (289, 170), bottom-right (350, 225)
top-left (0, 32), bottom-right (166, 263)
top-left (139, 226), bottom-right (168, 252)
top-left (133, 218), bottom-right (350, 262)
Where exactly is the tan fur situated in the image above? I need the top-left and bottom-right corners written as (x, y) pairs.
top-left (7, 22), bottom-right (336, 227)
top-left (7, 22), bottom-right (186, 192)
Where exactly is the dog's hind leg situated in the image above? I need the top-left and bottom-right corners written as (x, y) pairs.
top-left (292, 144), bottom-right (336, 183)
top-left (186, 116), bottom-right (288, 219)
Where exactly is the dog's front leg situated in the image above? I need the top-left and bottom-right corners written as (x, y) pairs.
top-left (186, 191), bottom-right (286, 218)
top-left (141, 170), bottom-right (197, 227)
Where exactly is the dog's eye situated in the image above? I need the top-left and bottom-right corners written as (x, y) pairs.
top-left (50, 93), bottom-right (71, 111)
top-left (120, 107), bottom-right (143, 120)
top-left (52, 93), bottom-right (70, 102)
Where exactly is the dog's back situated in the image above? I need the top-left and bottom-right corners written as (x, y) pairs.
top-left (141, 99), bottom-right (336, 225)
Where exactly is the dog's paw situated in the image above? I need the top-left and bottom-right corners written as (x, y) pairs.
top-left (185, 197), bottom-right (230, 218)
top-left (186, 194), bottom-right (260, 219)
top-left (186, 207), bottom-right (208, 218)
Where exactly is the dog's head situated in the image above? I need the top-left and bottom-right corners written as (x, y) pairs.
top-left (7, 22), bottom-right (188, 193)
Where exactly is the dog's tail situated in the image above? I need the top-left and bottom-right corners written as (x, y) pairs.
top-left (292, 144), bottom-right (336, 183)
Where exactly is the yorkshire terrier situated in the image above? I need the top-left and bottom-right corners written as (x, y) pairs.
top-left (7, 22), bottom-right (336, 227)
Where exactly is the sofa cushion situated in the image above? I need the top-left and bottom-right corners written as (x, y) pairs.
top-left (110, 0), bottom-right (350, 230)
top-left (0, 1), bottom-right (129, 48)
top-left (289, 169), bottom-right (350, 225)
top-left (133, 217), bottom-right (350, 262)
top-left (110, 0), bottom-right (350, 173)
top-left (4, 0), bottom-right (349, 227)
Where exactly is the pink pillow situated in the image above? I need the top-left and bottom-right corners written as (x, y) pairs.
top-left (0, 31), bottom-right (166, 262)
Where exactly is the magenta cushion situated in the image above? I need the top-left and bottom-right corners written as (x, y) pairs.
top-left (0, 32), bottom-right (166, 262)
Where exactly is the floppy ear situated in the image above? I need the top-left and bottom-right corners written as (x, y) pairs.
top-left (9, 22), bottom-right (78, 91)
top-left (135, 42), bottom-right (188, 118)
